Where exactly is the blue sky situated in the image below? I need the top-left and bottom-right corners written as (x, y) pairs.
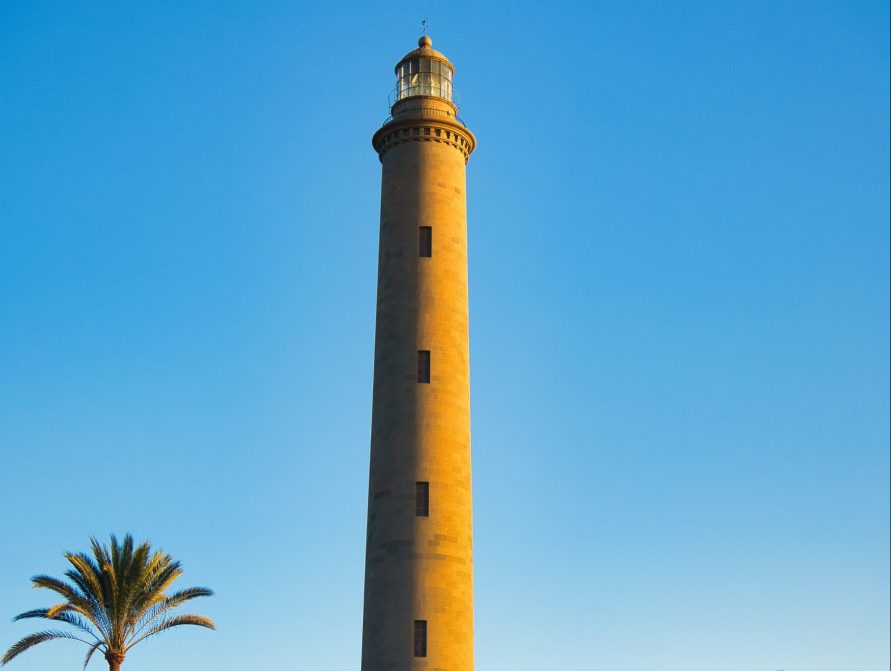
top-left (0, 2), bottom-right (888, 670)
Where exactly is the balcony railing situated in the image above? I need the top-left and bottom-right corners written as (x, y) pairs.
top-left (383, 86), bottom-right (464, 126)
top-left (388, 86), bottom-right (461, 110)
top-left (382, 105), bottom-right (467, 128)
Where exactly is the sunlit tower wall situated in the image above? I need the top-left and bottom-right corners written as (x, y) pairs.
top-left (361, 36), bottom-right (476, 671)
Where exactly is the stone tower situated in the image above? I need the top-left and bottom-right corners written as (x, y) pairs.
top-left (361, 36), bottom-right (476, 671)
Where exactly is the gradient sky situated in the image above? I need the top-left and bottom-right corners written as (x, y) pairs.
top-left (1, 2), bottom-right (888, 670)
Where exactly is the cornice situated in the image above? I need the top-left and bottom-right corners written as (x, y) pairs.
top-left (372, 116), bottom-right (476, 164)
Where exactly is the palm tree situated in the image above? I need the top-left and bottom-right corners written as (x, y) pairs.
top-left (2, 534), bottom-right (215, 670)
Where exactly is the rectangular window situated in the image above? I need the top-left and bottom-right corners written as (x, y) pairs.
top-left (419, 226), bottom-right (432, 257)
top-left (413, 620), bottom-right (427, 657)
top-left (416, 482), bottom-right (430, 517)
top-left (417, 350), bottom-right (430, 383)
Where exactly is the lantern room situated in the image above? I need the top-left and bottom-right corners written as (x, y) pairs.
top-left (393, 36), bottom-right (455, 104)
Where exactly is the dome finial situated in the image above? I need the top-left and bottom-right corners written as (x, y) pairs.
top-left (419, 35), bottom-right (432, 48)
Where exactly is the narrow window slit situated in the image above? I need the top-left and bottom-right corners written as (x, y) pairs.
top-left (419, 226), bottom-right (432, 257)
top-left (414, 620), bottom-right (427, 657)
top-left (416, 482), bottom-right (430, 517)
top-left (417, 350), bottom-right (430, 383)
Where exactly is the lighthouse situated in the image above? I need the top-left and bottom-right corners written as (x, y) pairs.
top-left (361, 35), bottom-right (476, 670)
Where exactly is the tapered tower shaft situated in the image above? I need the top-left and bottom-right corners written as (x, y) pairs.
top-left (362, 36), bottom-right (476, 671)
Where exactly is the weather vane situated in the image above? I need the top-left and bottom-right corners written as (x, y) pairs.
top-left (421, 16), bottom-right (428, 36)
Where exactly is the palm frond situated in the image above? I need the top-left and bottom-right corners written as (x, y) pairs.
top-left (69, 549), bottom-right (118, 643)
top-left (162, 586), bottom-right (214, 605)
top-left (144, 557), bottom-right (182, 600)
top-left (82, 640), bottom-right (104, 670)
top-left (12, 608), bottom-right (50, 622)
top-left (126, 614), bottom-right (216, 650)
top-left (126, 551), bottom-right (177, 626)
top-left (128, 569), bottom-right (184, 639)
top-left (65, 554), bottom-right (105, 610)
top-left (57, 576), bottom-right (109, 639)
top-left (1, 630), bottom-right (90, 665)
top-left (61, 569), bottom-right (110, 636)
top-left (126, 586), bottom-right (212, 645)
top-left (31, 574), bottom-right (82, 601)
top-left (93, 542), bottom-right (122, 647)
top-left (120, 541), bottom-right (153, 628)
top-left (12, 607), bottom-right (101, 643)
top-left (48, 610), bottom-right (103, 642)
top-left (35, 577), bottom-right (104, 634)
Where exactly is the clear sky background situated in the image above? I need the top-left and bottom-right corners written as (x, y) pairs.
top-left (1, 2), bottom-right (888, 670)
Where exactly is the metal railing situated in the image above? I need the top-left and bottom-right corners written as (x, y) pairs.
top-left (388, 86), bottom-right (461, 110)
top-left (382, 86), bottom-right (464, 126)
top-left (381, 106), bottom-right (467, 127)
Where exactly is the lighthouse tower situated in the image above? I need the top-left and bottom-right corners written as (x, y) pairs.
top-left (361, 36), bottom-right (476, 670)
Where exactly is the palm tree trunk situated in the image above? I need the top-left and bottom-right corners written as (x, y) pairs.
top-left (106, 651), bottom-right (125, 671)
